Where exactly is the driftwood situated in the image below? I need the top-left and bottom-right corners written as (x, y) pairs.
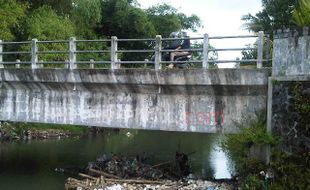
top-left (151, 161), bottom-right (173, 168)
top-left (89, 168), bottom-right (121, 179)
top-left (79, 173), bottom-right (97, 180)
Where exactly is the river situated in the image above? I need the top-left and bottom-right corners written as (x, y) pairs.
top-left (0, 129), bottom-right (233, 190)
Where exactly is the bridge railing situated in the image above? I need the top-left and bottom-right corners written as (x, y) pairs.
top-left (0, 31), bottom-right (270, 70)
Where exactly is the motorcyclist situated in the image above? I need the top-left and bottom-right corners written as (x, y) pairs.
top-left (168, 31), bottom-right (191, 68)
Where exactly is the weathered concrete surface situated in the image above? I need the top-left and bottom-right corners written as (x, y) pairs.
top-left (267, 76), bottom-right (310, 155)
top-left (273, 28), bottom-right (310, 76)
top-left (0, 69), bottom-right (270, 133)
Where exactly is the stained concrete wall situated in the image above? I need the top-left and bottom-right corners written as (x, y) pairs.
top-left (273, 28), bottom-right (310, 76)
top-left (268, 76), bottom-right (310, 152)
top-left (0, 69), bottom-right (270, 133)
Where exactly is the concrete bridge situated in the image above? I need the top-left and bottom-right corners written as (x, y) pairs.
top-left (0, 33), bottom-right (270, 133)
top-left (0, 68), bottom-right (269, 133)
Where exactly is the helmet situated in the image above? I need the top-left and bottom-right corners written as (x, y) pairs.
top-left (169, 32), bottom-right (179, 38)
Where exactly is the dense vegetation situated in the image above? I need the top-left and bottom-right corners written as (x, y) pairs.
top-left (0, 0), bottom-right (202, 65)
top-left (0, 0), bottom-right (201, 41)
top-left (222, 83), bottom-right (310, 189)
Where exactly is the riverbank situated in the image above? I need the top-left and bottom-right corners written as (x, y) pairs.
top-left (0, 122), bottom-right (90, 141)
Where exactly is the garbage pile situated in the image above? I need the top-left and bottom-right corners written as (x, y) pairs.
top-left (86, 154), bottom-right (164, 180)
top-left (65, 153), bottom-right (232, 190)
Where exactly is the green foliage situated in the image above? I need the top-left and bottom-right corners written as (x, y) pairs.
top-left (222, 83), bottom-right (310, 189)
top-left (242, 0), bottom-right (297, 39)
top-left (293, 83), bottom-right (310, 130)
top-left (0, 122), bottom-right (86, 140)
top-left (23, 6), bottom-right (75, 62)
top-left (146, 3), bottom-right (202, 37)
top-left (2, 0), bottom-right (202, 67)
top-left (99, 0), bottom-right (156, 39)
top-left (0, 0), bottom-right (27, 41)
top-left (19, 0), bottom-right (74, 16)
top-left (292, 0), bottom-right (310, 27)
top-left (71, 0), bottom-right (102, 38)
top-left (221, 111), bottom-right (278, 189)
top-left (270, 150), bottom-right (310, 189)
top-left (240, 37), bottom-right (273, 67)
top-left (221, 111), bottom-right (277, 175)
top-left (241, 174), bottom-right (265, 190)
top-left (191, 42), bottom-right (218, 68)
top-left (24, 6), bottom-right (75, 40)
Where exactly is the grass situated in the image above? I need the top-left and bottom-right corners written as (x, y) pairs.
top-left (25, 123), bottom-right (87, 135)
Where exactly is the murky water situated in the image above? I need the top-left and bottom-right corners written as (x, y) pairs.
top-left (0, 129), bottom-right (233, 190)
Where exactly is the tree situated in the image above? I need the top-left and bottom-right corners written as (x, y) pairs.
top-left (146, 3), bottom-right (202, 37)
top-left (71, 0), bottom-right (102, 38)
top-left (239, 37), bottom-right (273, 67)
top-left (97, 0), bottom-right (157, 63)
top-left (242, 0), bottom-right (297, 39)
top-left (23, 6), bottom-right (75, 62)
top-left (24, 6), bottom-right (75, 40)
top-left (18, 0), bottom-right (74, 16)
top-left (0, 0), bottom-right (26, 41)
top-left (191, 42), bottom-right (218, 68)
top-left (292, 0), bottom-right (310, 27)
top-left (98, 0), bottom-right (156, 39)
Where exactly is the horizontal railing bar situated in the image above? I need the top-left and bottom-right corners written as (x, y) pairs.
top-left (75, 50), bottom-right (111, 53)
top-left (162, 37), bottom-right (204, 41)
top-left (117, 61), bottom-right (154, 64)
top-left (161, 48), bottom-right (202, 52)
top-left (117, 38), bottom-right (155, 42)
top-left (0, 41), bottom-right (31, 45)
top-left (208, 59), bottom-right (259, 63)
top-left (37, 40), bottom-right (69, 43)
top-left (1, 61), bottom-right (31, 64)
top-left (40, 61), bottom-right (67, 64)
top-left (75, 39), bottom-right (111, 42)
top-left (210, 48), bottom-right (256, 52)
top-left (116, 50), bottom-right (154, 53)
top-left (161, 60), bottom-right (202, 64)
top-left (75, 61), bottom-right (111, 64)
top-left (37, 51), bottom-right (69, 54)
top-left (0, 51), bottom-right (30, 55)
top-left (209, 35), bottom-right (258, 39)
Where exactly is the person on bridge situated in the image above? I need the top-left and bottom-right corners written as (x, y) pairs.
top-left (168, 31), bottom-right (191, 68)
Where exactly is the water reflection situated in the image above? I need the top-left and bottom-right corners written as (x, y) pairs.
top-left (210, 143), bottom-right (233, 179)
top-left (0, 129), bottom-right (233, 190)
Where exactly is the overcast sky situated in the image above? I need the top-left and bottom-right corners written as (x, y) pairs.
top-left (138, 0), bottom-right (263, 67)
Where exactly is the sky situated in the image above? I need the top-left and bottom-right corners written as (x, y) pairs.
top-left (138, 0), bottom-right (263, 67)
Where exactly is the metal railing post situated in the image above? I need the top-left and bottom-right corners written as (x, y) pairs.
top-left (155, 35), bottom-right (162, 70)
top-left (0, 40), bottom-right (3, 68)
top-left (65, 60), bottom-right (69, 69)
top-left (265, 34), bottom-right (270, 66)
top-left (90, 59), bottom-right (94, 69)
top-left (257, 31), bottom-right (264, 69)
top-left (69, 37), bottom-right (76, 69)
top-left (16, 59), bottom-right (20, 68)
top-left (203, 33), bottom-right (209, 69)
top-left (31, 39), bottom-right (38, 69)
top-left (39, 60), bottom-right (44, 68)
top-left (111, 36), bottom-right (118, 70)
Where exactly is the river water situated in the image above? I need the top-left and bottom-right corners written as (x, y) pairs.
top-left (0, 129), bottom-right (233, 190)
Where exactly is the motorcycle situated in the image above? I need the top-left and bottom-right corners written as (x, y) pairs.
top-left (151, 50), bottom-right (192, 69)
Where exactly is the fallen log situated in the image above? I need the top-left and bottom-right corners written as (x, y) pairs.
top-left (79, 173), bottom-right (97, 180)
top-left (151, 161), bottom-right (172, 168)
top-left (89, 168), bottom-right (121, 179)
top-left (102, 177), bottom-right (167, 185)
